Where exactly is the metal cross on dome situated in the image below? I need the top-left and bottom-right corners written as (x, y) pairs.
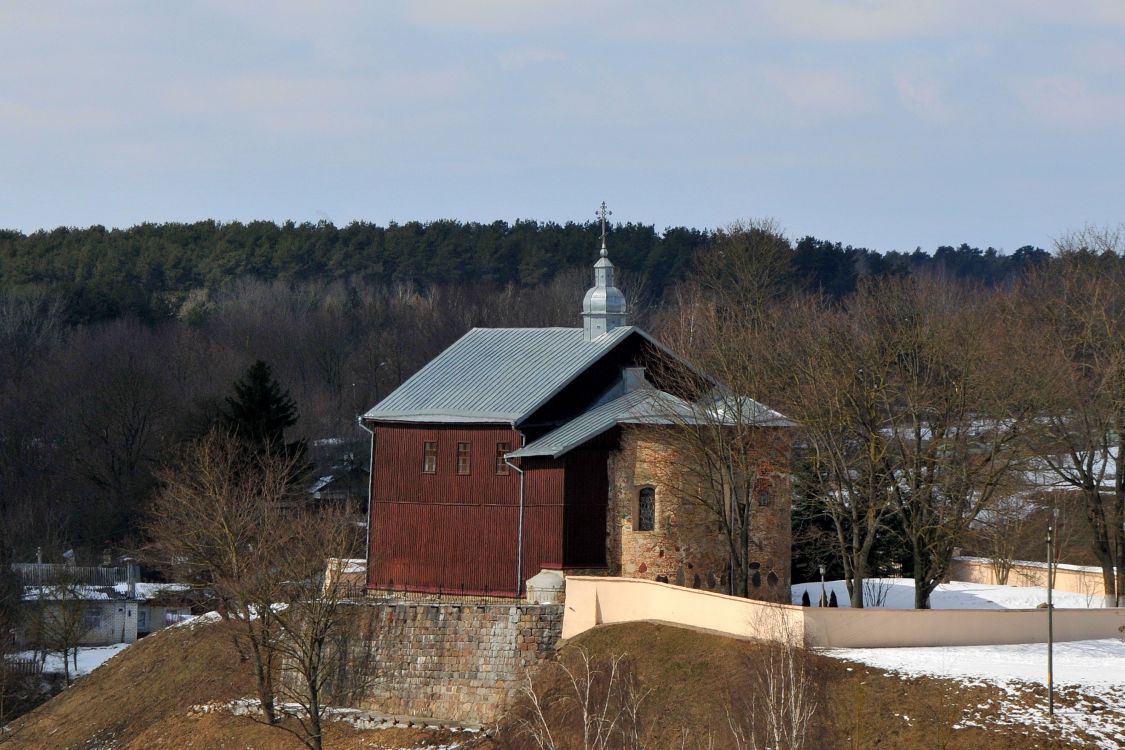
top-left (596, 201), bottom-right (612, 256)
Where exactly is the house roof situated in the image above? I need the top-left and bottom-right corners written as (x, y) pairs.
top-left (363, 326), bottom-right (652, 424)
top-left (507, 387), bottom-right (795, 460)
top-left (506, 389), bottom-right (694, 459)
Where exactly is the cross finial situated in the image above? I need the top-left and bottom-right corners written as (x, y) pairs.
top-left (596, 201), bottom-right (612, 257)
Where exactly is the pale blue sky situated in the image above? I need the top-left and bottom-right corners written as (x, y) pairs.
top-left (2, 1), bottom-right (1124, 251)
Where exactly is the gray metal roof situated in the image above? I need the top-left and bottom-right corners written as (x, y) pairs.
top-left (507, 387), bottom-right (795, 460)
top-left (363, 326), bottom-right (648, 424)
top-left (506, 389), bottom-right (694, 459)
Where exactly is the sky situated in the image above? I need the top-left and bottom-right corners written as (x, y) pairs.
top-left (2, 1), bottom-right (1124, 252)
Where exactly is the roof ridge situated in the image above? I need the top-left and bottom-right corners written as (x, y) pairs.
top-left (363, 325), bottom-right (649, 424)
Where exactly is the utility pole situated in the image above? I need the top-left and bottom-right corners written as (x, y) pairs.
top-left (1047, 508), bottom-right (1056, 718)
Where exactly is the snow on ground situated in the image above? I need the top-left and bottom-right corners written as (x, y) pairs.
top-left (828, 639), bottom-right (1125, 749)
top-left (12, 643), bottom-right (130, 677)
top-left (172, 610), bottom-right (222, 629)
top-left (793, 578), bottom-right (1125, 747)
top-left (830, 638), bottom-right (1125, 688)
top-left (791, 577), bottom-right (1104, 609)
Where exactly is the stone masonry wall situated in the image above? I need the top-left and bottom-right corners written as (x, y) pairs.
top-left (606, 425), bottom-right (792, 603)
top-left (337, 601), bottom-right (562, 724)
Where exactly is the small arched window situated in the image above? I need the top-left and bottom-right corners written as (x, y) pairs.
top-left (637, 487), bottom-right (656, 532)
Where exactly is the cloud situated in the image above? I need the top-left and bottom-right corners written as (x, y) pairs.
top-left (1016, 75), bottom-right (1125, 128)
top-left (763, 1), bottom-right (964, 42)
top-left (756, 65), bottom-right (874, 117)
top-left (406, 0), bottom-right (591, 33)
top-left (157, 66), bottom-right (477, 137)
top-left (496, 48), bottom-right (567, 71)
top-left (894, 72), bottom-right (952, 122)
top-left (1072, 39), bottom-right (1125, 73)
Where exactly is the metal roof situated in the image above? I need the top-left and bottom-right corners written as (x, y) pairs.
top-left (363, 326), bottom-right (649, 424)
top-left (507, 387), bottom-right (795, 460)
top-left (506, 389), bottom-right (694, 459)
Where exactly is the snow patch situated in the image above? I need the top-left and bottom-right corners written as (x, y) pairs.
top-left (12, 643), bottom-right (130, 677)
top-left (827, 640), bottom-right (1125, 749)
top-left (792, 577), bottom-right (1105, 609)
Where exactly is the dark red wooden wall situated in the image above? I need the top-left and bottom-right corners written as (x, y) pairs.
top-left (563, 449), bottom-right (609, 567)
top-left (367, 423), bottom-right (609, 597)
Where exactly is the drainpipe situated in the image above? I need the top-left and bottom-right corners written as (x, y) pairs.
top-left (505, 428), bottom-right (527, 598)
top-left (356, 415), bottom-right (376, 587)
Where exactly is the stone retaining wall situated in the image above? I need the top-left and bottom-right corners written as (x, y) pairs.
top-left (338, 601), bottom-right (562, 723)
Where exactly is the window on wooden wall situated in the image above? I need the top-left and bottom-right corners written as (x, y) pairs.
top-left (495, 442), bottom-right (510, 475)
top-left (456, 442), bottom-right (471, 475)
top-left (422, 441), bottom-right (437, 474)
top-left (636, 487), bottom-right (656, 532)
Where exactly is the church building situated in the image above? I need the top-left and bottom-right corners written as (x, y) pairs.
top-left (361, 205), bottom-right (794, 601)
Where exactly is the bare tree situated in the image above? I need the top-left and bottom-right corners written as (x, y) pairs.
top-left (146, 430), bottom-right (299, 725)
top-left (869, 276), bottom-right (1031, 608)
top-left (972, 491), bottom-right (1036, 585)
top-left (774, 296), bottom-right (898, 608)
top-left (771, 276), bottom-right (1030, 608)
top-left (1013, 231), bottom-right (1125, 605)
top-left (0, 550), bottom-right (33, 729)
top-left (147, 430), bottom-right (365, 750)
top-left (269, 505), bottom-right (365, 750)
top-left (30, 567), bottom-right (96, 685)
top-left (652, 220), bottom-right (796, 599)
top-left (727, 612), bottom-right (818, 750)
top-left (508, 649), bottom-right (659, 750)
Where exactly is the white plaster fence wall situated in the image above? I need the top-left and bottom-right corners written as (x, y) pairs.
top-left (563, 576), bottom-right (806, 643)
top-left (949, 556), bottom-right (1108, 601)
top-left (563, 576), bottom-right (1125, 649)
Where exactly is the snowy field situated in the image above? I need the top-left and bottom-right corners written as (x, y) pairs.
top-left (12, 643), bottom-right (130, 677)
top-left (792, 578), bottom-right (1125, 748)
top-left (791, 577), bottom-right (1105, 609)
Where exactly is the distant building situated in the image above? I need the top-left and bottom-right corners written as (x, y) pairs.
top-left (306, 439), bottom-right (370, 513)
top-left (13, 562), bottom-right (193, 646)
top-left (360, 205), bottom-right (794, 600)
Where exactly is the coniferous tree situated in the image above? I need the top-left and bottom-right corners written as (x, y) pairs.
top-left (222, 360), bottom-right (298, 449)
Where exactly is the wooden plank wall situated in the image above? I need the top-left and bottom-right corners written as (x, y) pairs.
top-left (368, 424), bottom-right (571, 596)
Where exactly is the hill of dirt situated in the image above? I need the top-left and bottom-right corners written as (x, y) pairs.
top-left (4, 617), bottom-right (1105, 749)
top-left (508, 622), bottom-right (1098, 750)
top-left (0, 619), bottom-right (478, 750)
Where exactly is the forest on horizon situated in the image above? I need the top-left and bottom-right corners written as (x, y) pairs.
top-left (0, 219), bottom-right (1049, 324)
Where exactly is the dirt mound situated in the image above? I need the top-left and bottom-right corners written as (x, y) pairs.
top-left (6, 617), bottom-right (1097, 749)
top-left (1, 619), bottom-right (479, 750)
top-left (505, 622), bottom-right (1088, 749)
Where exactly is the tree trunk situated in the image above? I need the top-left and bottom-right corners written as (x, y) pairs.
top-left (1114, 513), bottom-right (1125, 608)
top-left (1114, 482), bottom-right (1125, 607)
top-left (912, 540), bottom-right (931, 609)
top-left (307, 670), bottom-right (323, 750)
top-left (244, 623), bottom-right (277, 724)
top-left (849, 566), bottom-right (864, 609)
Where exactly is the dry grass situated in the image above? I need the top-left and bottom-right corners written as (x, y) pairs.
top-left (4, 617), bottom-right (1104, 749)
top-left (0, 619), bottom-right (475, 750)
top-left (504, 623), bottom-right (1093, 750)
